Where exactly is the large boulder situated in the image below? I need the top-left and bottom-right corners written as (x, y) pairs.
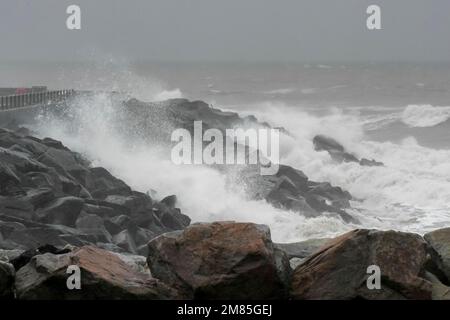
top-left (290, 229), bottom-right (432, 300)
top-left (147, 222), bottom-right (290, 299)
top-left (15, 245), bottom-right (178, 299)
top-left (35, 196), bottom-right (84, 227)
top-left (85, 167), bottom-right (132, 199)
top-left (237, 164), bottom-right (356, 222)
top-left (9, 245), bottom-right (71, 270)
top-left (424, 228), bottom-right (450, 282)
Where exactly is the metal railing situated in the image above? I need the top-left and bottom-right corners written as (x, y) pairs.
top-left (0, 89), bottom-right (75, 111)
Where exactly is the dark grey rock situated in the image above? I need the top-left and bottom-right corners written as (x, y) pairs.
top-left (35, 196), bottom-right (84, 227)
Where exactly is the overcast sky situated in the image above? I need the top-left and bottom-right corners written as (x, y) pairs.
top-left (1, 0), bottom-right (449, 63)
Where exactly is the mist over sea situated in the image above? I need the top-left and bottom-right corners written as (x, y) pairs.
top-left (2, 60), bottom-right (450, 242)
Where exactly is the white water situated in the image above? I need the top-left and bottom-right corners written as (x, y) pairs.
top-left (31, 72), bottom-right (450, 243)
top-left (402, 104), bottom-right (450, 128)
top-left (34, 93), bottom-right (353, 243)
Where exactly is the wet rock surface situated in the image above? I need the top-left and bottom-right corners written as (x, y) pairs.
top-left (313, 134), bottom-right (384, 167)
top-left (1, 99), bottom-right (450, 300)
top-left (14, 245), bottom-right (178, 299)
top-left (0, 128), bottom-right (190, 254)
top-left (147, 222), bottom-right (291, 299)
top-left (290, 229), bottom-right (432, 300)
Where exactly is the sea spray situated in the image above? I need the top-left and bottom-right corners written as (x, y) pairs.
top-left (33, 93), bottom-right (352, 243)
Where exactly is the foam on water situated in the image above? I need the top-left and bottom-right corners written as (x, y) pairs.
top-left (236, 102), bottom-right (450, 234)
top-left (34, 93), bottom-right (353, 243)
top-left (31, 68), bottom-right (450, 242)
top-left (402, 104), bottom-right (450, 128)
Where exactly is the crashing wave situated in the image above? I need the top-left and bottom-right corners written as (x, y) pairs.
top-left (402, 104), bottom-right (450, 128)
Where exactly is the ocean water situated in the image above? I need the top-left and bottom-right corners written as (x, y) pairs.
top-left (3, 61), bottom-right (450, 242)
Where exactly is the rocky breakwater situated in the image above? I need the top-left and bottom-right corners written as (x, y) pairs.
top-left (2, 220), bottom-right (450, 299)
top-left (119, 99), bottom-right (359, 223)
top-left (145, 224), bottom-right (450, 300)
top-left (0, 127), bottom-right (190, 255)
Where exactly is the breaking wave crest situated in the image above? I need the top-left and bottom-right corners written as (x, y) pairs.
top-left (30, 74), bottom-right (450, 242)
top-left (402, 104), bottom-right (450, 128)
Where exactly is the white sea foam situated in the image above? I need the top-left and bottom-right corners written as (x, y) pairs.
top-left (262, 88), bottom-right (296, 95)
top-left (34, 93), bottom-right (353, 243)
top-left (231, 102), bottom-right (450, 234)
top-left (402, 104), bottom-right (450, 128)
top-left (32, 80), bottom-right (450, 242)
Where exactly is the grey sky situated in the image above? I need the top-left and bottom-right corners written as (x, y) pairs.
top-left (1, 0), bottom-right (449, 62)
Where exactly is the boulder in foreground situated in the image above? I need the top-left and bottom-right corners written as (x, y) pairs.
top-left (147, 222), bottom-right (291, 299)
top-left (424, 228), bottom-right (450, 282)
top-left (291, 229), bottom-right (432, 299)
top-left (15, 245), bottom-right (177, 299)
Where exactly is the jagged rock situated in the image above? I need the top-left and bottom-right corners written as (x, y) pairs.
top-left (360, 158), bottom-right (384, 167)
top-left (0, 197), bottom-right (34, 220)
top-left (85, 167), bottom-right (132, 199)
top-left (306, 182), bottom-right (351, 209)
top-left (41, 137), bottom-right (68, 150)
top-left (313, 135), bottom-right (384, 167)
top-left (10, 244), bottom-right (71, 270)
top-left (103, 218), bottom-right (124, 235)
top-left (160, 195), bottom-right (177, 208)
top-left (154, 205), bottom-right (191, 231)
top-left (108, 215), bottom-right (135, 231)
top-left (75, 214), bottom-right (112, 243)
top-left (36, 147), bottom-right (88, 180)
top-left (0, 260), bottom-right (15, 299)
top-left (113, 230), bottom-right (137, 254)
top-left (147, 222), bottom-right (290, 299)
top-left (0, 129), bottom-right (188, 255)
top-left (290, 229), bottom-right (432, 300)
top-left (134, 227), bottom-right (156, 247)
top-left (75, 213), bottom-right (104, 231)
top-left (15, 246), bottom-right (178, 299)
top-left (238, 165), bottom-right (356, 222)
top-left (275, 165), bottom-right (309, 192)
top-left (424, 228), bottom-right (450, 282)
top-left (0, 249), bottom-right (25, 263)
top-left (266, 178), bottom-right (319, 218)
top-left (0, 162), bottom-right (22, 196)
top-left (80, 203), bottom-right (118, 218)
top-left (113, 252), bottom-right (150, 275)
top-left (104, 194), bottom-right (152, 215)
top-left (35, 196), bottom-right (84, 226)
top-left (23, 188), bottom-right (55, 209)
top-left (1, 215), bottom-right (93, 249)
